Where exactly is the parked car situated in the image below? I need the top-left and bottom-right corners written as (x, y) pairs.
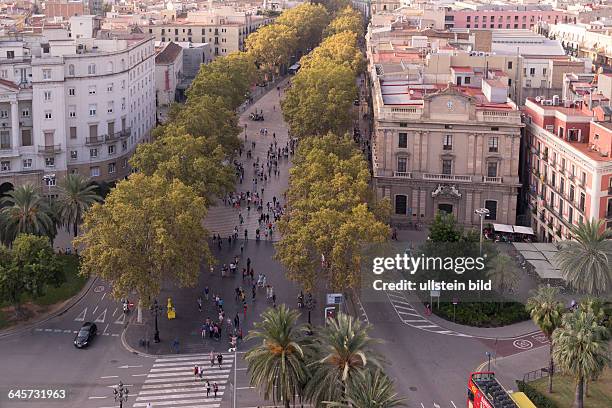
top-left (74, 322), bottom-right (97, 348)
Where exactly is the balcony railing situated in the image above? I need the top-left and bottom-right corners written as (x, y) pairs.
top-left (37, 144), bottom-right (61, 154)
top-left (393, 171), bottom-right (412, 178)
top-left (86, 136), bottom-right (104, 145)
top-left (483, 176), bottom-right (503, 183)
top-left (423, 173), bottom-right (472, 182)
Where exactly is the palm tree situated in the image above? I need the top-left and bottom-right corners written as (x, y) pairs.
top-left (56, 174), bottom-right (102, 237)
top-left (526, 286), bottom-right (565, 393)
top-left (0, 184), bottom-right (54, 244)
top-left (325, 369), bottom-right (406, 408)
top-left (552, 310), bottom-right (610, 408)
top-left (555, 219), bottom-right (612, 295)
top-left (487, 254), bottom-right (520, 296)
top-left (305, 312), bottom-right (383, 406)
top-left (245, 305), bottom-right (308, 408)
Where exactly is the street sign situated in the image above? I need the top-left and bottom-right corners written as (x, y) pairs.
top-left (326, 293), bottom-right (343, 305)
top-left (430, 290), bottom-right (440, 298)
top-left (452, 297), bottom-right (459, 305)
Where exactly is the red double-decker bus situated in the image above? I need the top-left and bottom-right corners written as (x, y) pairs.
top-left (467, 372), bottom-right (518, 408)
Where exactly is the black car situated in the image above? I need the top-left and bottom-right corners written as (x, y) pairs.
top-left (74, 322), bottom-right (97, 348)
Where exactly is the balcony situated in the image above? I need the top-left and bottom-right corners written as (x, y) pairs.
top-left (37, 144), bottom-right (61, 154)
top-left (86, 136), bottom-right (104, 145)
top-left (608, 187), bottom-right (612, 195)
top-left (105, 128), bottom-right (131, 142)
top-left (393, 171), bottom-right (412, 178)
top-left (483, 176), bottom-right (503, 183)
top-left (423, 173), bottom-right (472, 182)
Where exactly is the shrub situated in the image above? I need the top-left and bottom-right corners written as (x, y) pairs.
top-left (431, 301), bottom-right (530, 327)
top-left (516, 381), bottom-right (559, 408)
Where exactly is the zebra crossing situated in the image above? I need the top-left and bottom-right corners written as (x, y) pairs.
top-left (386, 291), bottom-right (471, 337)
top-left (130, 353), bottom-right (234, 408)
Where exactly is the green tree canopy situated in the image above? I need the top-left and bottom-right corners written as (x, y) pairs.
top-left (428, 213), bottom-right (463, 242)
top-left (246, 24), bottom-right (298, 76)
top-left (324, 6), bottom-right (363, 37)
top-left (56, 174), bottom-right (102, 237)
top-left (282, 59), bottom-right (357, 138)
top-left (0, 184), bottom-right (55, 244)
top-left (74, 174), bottom-right (211, 306)
top-left (301, 31), bottom-right (364, 75)
top-left (555, 219), bottom-right (612, 295)
top-left (130, 132), bottom-right (235, 205)
top-left (275, 3), bottom-right (330, 52)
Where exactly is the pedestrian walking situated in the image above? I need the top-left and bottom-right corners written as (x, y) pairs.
top-left (199, 366), bottom-right (204, 381)
top-left (243, 301), bottom-right (248, 318)
top-left (172, 338), bottom-right (180, 354)
top-left (213, 382), bottom-right (219, 398)
top-left (197, 296), bottom-right (202, 312)
top-left (206, 381), bottom-right (211, 397)
top-left (234, 313), bottom-right (240, 329)
top-left (194, 365), bottom-right (199, 381)
top-left (204, 286), bottom-right (209, 300)
top-left (217, 353), bottom-right (223, 367)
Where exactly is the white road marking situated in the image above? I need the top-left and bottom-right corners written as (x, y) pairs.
top-left (451, 400), bottom-right (458, 408)
top-left (118, 365), bottom-right (142, 369)
top-left (132, 374), bottom-right (148, 377)
top-left (403, 319), bottom-right (427, 323)
top-left (153, 361), bottom-right (233, 368)
top-left (63, 329), bottom-right (72, 333)
top-left (54, 329), bottom-right (62, 332)
top-left (112, 334), bottom-right (119, 337)
top-left (412, 325), bottom-right (439, 329)
top-left (144, 375), bottom-right (230, 383)
top-left (112, 307), bottom-right (118, 317)
top-left (137, 393), bottom-right (224, 402)
top-left (75, 309), bottom-right (86, 323)
top-left (100, 375), bottom-right (118, 379)
top-left (150, 364), bottom-right (231, 373)
top-left (103, 324), bottom-right (109, 334)
top-left (133, 400), bottom-right (221, 407)
top-left (147, 370), bottom-right (230, 378)
top-left (139, 386), bottom-right (226, 396)
top-left (101, 292), bottom-right (106, 301)
top-left (106, 384), bottom-right (133, 388)
top-left (92, 305), bottom-right (98, 316)
top-left (35, 328), bottom-right (42, 331)
top-left (154, 354), bottom-right (234, 363)
top-left (44, 328), bottom-right (52, 332)
top-left (114, 312), bottom-right (126, 325)
top-left (88, 396), bottom-right (107, 399)
top-left (142, 382), bottom-right (226, 390)
top-left (94, 308), bottom-right (107, 323)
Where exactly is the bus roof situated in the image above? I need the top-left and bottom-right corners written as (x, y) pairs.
top-left (510, 392), bottom-right (537, 408)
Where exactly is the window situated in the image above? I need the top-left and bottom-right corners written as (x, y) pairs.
top-left (530, 67), bottom-right (536, 76)
top-left (90, 166), bottom-right (100, 177)
top-left (1, 161), bottom-right (10, 171)
top-left (579, 192), bottom-right (585, 211)
top-left (88, 86), bottom-right (96, 95)
top-left (68, 106), bottom-right (76, 118)
top-left (87, 64), bottom-right (96, 75)
top-left (121, 97), bottom-right (126, 110)
top-left (43, 91), bottom-right (52, 101)
top-left (22, 158), bottom-right (31, 169)
top-left (122, 140), bottom-right (127, 151)
top-left (70, 150), bottom-right (78, 160)
top-left (44, 110), bottom-right (52, 119)
top-left (398, 132), bottom-right (407, 148)
top-left (108, 162), bottom-right (116, 174)
top-left (507, 61), bottom-right (513, 69)
top-left (68, 88), bottom-right (75, 96)
top-left (484, 200), bottom-right (497, 220)
top-left (569, 185), bottom-right (575, 201)
top-left (397, 157), bottom-right (407, 173)
top-left (108, 144), bottom-right (116, 155)
top-left (0, 131), bottom-right (10, 149)
top-left (543, 68), bottom-right (547, 76)
top-left (68, 64), bottom-right (75, 76)
top-left (395, 195), bottom-right (407, 215)
top-left (443, 134), bottom-right (453, 150)
top-left (464, 76), bottom-right (471, 85)
top-left (0, 110), bottom-right (7, 119)
top-left (42, 69), bottom-right (51, 80)
top-left (45, 157), bottom-right (55, 167)
top-left (6, 51), bottom-right (14, 59)
top-left (21, 108), bottom-right (29, 117)
top-left (21, 129), bottom-right (32, 146)
top-left (89, 104), bottom-right (97, 116)
top-left (568, 207), bottom-right (573, 224)
top-left (559, 198), bottom-right (564, 216)
top-left (489, 137), bottom-right (498, 152)
top-left (90, 148), bottom-right (98, 158)
top-left (442, 160), bottom-right (452, 174)
top-left (487, 162), bottom-right (498, 178)
top-left (70, 126), bottom-right (77, 139)
top-left (107, 101), bottom-right (114, 114)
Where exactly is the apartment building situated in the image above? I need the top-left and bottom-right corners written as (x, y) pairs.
top-left (155, 42), bottom-right (183, 107)
top-left (370, 67), bottom-right (523, 226)
top-left (524, 76), bottom-right (612, 242)
top-left (444, 3), bottom-right (568, 30)
top-left (147, 9), bottom-right (274, 58)
top-left (0, 16), bottom-right (156, 193)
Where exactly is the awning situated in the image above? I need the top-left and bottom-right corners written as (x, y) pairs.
top-left (493, 223), bottom-right (514, 233)
top-left (513, 226), bottom-right (534, 235)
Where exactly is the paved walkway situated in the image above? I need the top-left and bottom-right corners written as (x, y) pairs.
top-left (204, 78), bottom-right (292, 241)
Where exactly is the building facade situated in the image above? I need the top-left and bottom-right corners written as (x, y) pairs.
top-left (155, 42), bottom-right (183, 107)
top-left (0, 19), bottom-right (155, 192)
top-left (371, 75), bottom-right (523, 227)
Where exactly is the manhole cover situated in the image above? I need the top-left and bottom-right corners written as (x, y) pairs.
top-left (409, 387), bottom-right (417, 392)
top-left (93, 285), bottom-right (105, 293)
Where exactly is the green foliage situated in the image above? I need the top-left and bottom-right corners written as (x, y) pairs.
top-left (275, 3), bottom-right (330, 52)
top-left (526, 286), bottom-right (565, 339)
top-left (487, 254), bottom-right (520, 295)
top-left (74, 173), bottom-right (211, 306)
top-left (301, 31), bottom-right (364, 74)
top-left (555, 219), bottom-right (612, 295)
top-left (433, 301), bottom-right (529, 327)
top-left (0, 184), bottom-right (55, 244)
top-left (0, 234), bottom-right (64, 307)
top-left (516, 381), bottom-right (559, 408)
top-left (324, 6), bottom-right (363, 37)
top-left (326, 369), bottom-right (406, 408)
top-left (428, 213), bottom-right (463, 242)
top-left (56, 174), bottom-right (102, 237)
top-left (245, 305), bottom-right (309, 408)
top-left (246, 24), bottom-right (298, 76)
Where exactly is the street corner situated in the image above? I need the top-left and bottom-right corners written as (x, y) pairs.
top-left (478, 331), bottom-right (549, 358)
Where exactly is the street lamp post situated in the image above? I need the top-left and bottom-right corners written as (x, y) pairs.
top-left (485, 351), bottom-right (492, 372)
top-left (113, 381), bottom-right (129, 408)
top-left (151, 299), bottom-right (160, 343)
top-left (474, 208), bottom-right (490, 256)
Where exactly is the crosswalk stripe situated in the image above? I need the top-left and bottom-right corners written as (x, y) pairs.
top-left (139, 386), bottom-right (227, 396)
top-left (397, 311), bottom-right (421, 317)
top-left (141, 384), bottom-right (227, 392)
top-left (150, 364), bottom-right (232, 373)
top-left (148, 370), bottom-right (230, 378)
top-left (412, 325), bottom-right (439, 329)
top-left (393, 304), bottom-right (416, 311)
top-left (136, 393), bottom-right (224, 402)
top-left (133, 399), bottom-right (221, 407)
top-left (155, 354), bottom-right (234, 363)
top-left (387, 293), bottom-right (405, 301)
top-left (403, 319), bottom-right (428, 323)
top-left (153, 361), bottom-right (233, 368)
top-left (145, 375), bottom-right (230, 384)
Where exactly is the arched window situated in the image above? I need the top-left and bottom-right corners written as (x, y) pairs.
top-left (68, 64), bottom-right (75, 76)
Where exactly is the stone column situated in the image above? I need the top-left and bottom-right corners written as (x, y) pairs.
top-left (10, 100), bottom-right (19, 150)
